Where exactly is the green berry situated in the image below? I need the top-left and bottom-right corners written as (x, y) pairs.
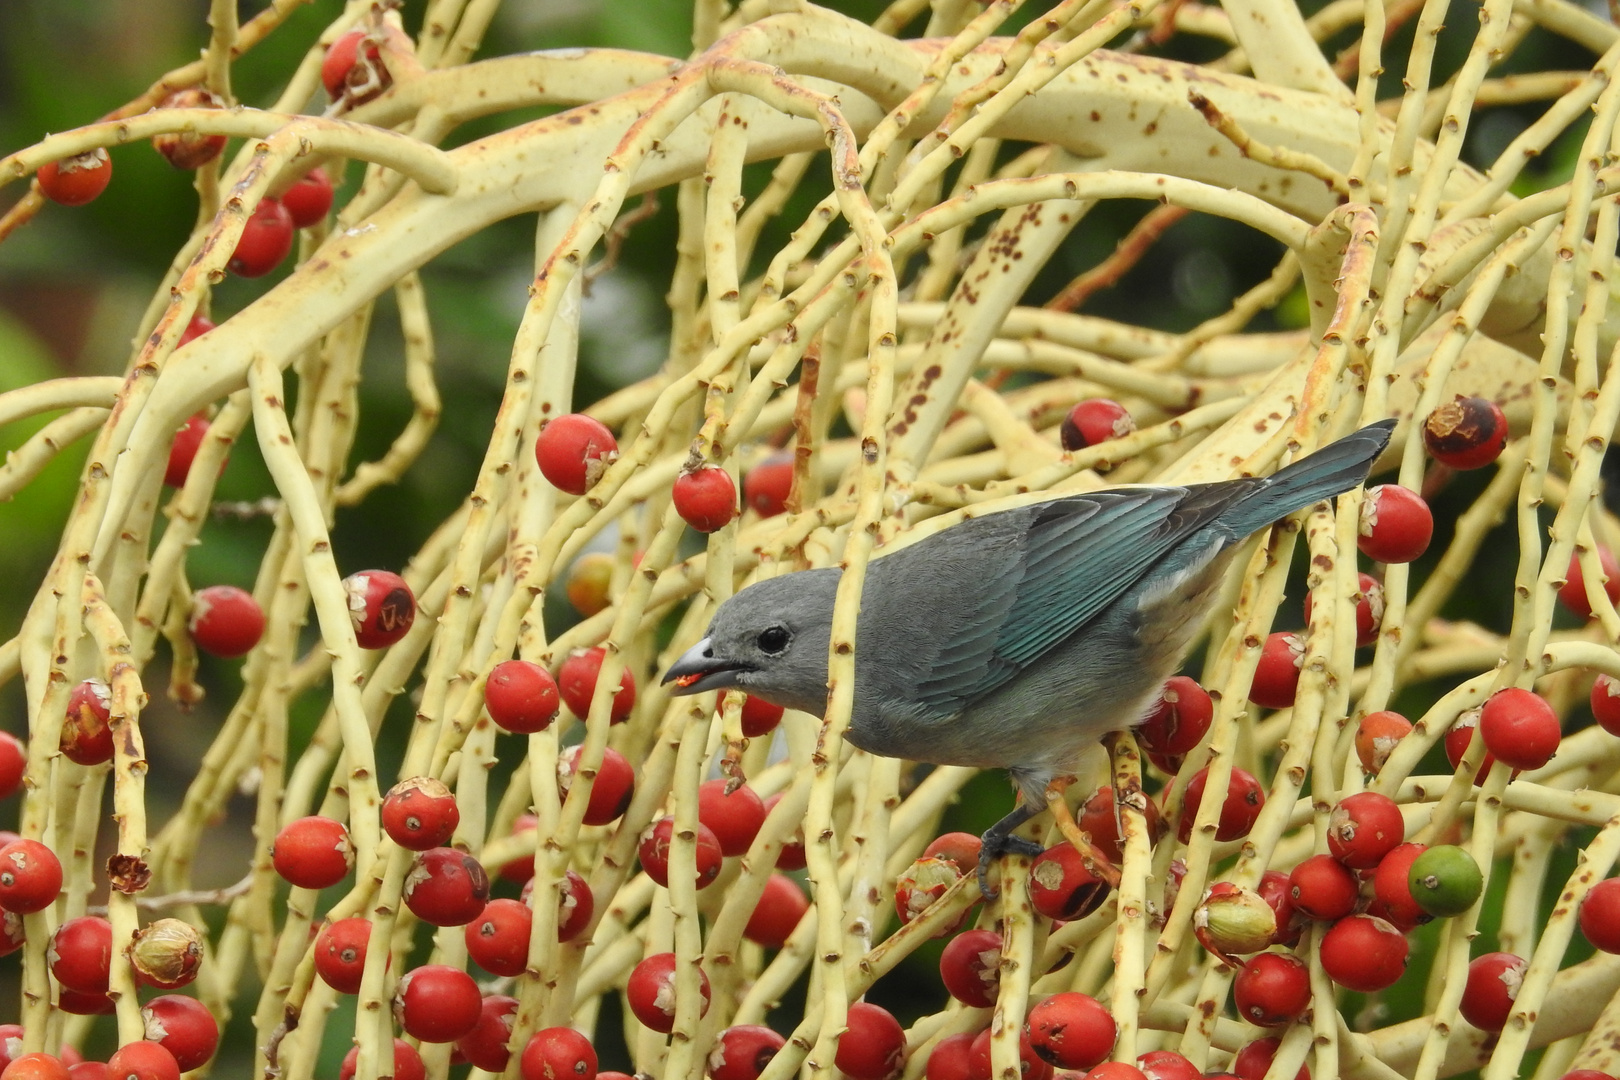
top-left (1407, 844), bottom-right (1483, 917)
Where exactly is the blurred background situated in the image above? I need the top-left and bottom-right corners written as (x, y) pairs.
top-left (0, 0), bottom-right (1611, 1070)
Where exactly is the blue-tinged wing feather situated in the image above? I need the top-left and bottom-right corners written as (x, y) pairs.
top-left (897, 420), bottom-right (1395, 721)
top-left (909, 487), bottom-right (1218, 714)
top-left (991, 490), bottom-right (1183, 667)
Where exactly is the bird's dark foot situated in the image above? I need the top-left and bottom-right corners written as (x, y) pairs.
top-left (977, 804), bottom-right (1045, 899)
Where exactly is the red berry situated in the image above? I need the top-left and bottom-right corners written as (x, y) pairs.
top-left (465, 898), bottom-right (531, 977)
top-left (555, 870), bottom-right (596, 941)
top-left (558, 745), bottom-right (636, 825)
top-left (177, 315), bottom-right (215, 347)
top-left (1085, 1066), bottom-right (1147, 1080)
top-left (1138, 1051), bottom-right (1201, 1080)
top-left (141, 995), bottom-right (218, 1071)
top-left (923, 832), bottom-right (983, 869)
top-left (940, 929), bottom-right (1003, 1008)
top-left (558, 647), bottom-right (637, 724)
top-left (403, 847), bottom-right (490, 926)
top-left (894, 856), bottom-right (971, 938)
top-left (837, 1002), bottom-right (906, 1080)
top-left (519, 868), bottom-right (597, 943)
top-left (342, 569), bottom-right (415, 649)
top-left (321, 29), bottom-right (390, 104)
top-left (1, 1055), bottom-right (69, 1080)
top-left (1355, 710), bottom-right (1413, 774)
top-left (104, 1042), bottom-right (179, 1080)
top-left (280, 167), bottom-right (334, 228)
top-left (744, 873), bottom-right (809, 949)
top-left (338, 1039), bottom-right (424, 1080)
top-left (0, 839), bottom-right (60, 914)
top-left (626, 952), bottom-right (710, 1033)
top-left (1027, 992), bottom-right (1115, 1070)
top-left (37, 149), bottom-right (112, 207)
top-left (1138, 676), bottom-right (1213, 757)
top-left (227, 198), bottom-right (294, 278)
top-left (711, 1025), bottom-right (786, 1080)
top-left (1061, 399), bottom-right (1135, 451)
top-left (1304, 572), bottom-right (1383, 648)
top-left (968, 1028), bottom-right (1052, 1080)
top-left (68, 1062), bottom-right (107, 1080)
top-left (1231, 1037), bottom-right (1309, 1080)
top-left (1078, 786), bottom-right (1163, 862)
top-left (521, 867), bottom-right (599, 939)
top-left (1233, 952), bottom-right (1310, 1026)
top-left (1444, 707), bottom-right (1501, 783)
top-left (743, 449), bottom-right (794, 517)
top-left (925, 1033), bottom-right (976, 1080)
top-left (1250, 631), bottom-right (1305, 709)
top-left (1318, 914), bottom-right (1409, 991)
top-left (1288, 854), bottom-right (1359, 920)
top-left (1029, 842), bottom-right (1111, 921)
top-left (1327, 791), bottom-right (1405, 869)
top-left (393, 964), bottom-right (482, 1042)
top-left (381, 776), bottom-right (459, 850)
top-left (520, 1028), bottom-right (597, 1080)
top-left (1253, 869), bottom-right (1300, 946)
top-left (1479, 687), bottom-right (1561, 770)
top-left (188, 585), bottom-right (265, 658)
top-left (1582, 878), bottom-right (1620, 952)
top-left (1460, 951), bottom-right (1526, 1032)
top-left (1592, 675), bottom-right (1620, 736)
top-left (1423, 395), bottom-right (1509, 469)
top-left (638, 817), bottom-right (723, 889)
top-left (1358, 484), bottom-right (1433, 563)
top-left (1372, 843), bottom-right (1431, 931)
top-left (50, 916), bottom-right (112, 994)
top-left (498, 814), bottom-right (538, 884)
top-left (698, 779), bottom-right (767, 856)
top-left (674, 466), bottom-right (737, 532)
top-left (271, 817), bottom-right (352, 890)
top-left (163, 412), bottom-right (212, 489)
top-left (60, 679), bottom-right (113, 767)
top-left (1177, 766), bottom-right (1265, 843)
top-left (127, 919), bottom-right (202, 990)
top-left (740, 695), bottom-right (784, 736)
top-left (535, 414), bottom-right (619, 495)
top-left (485, 659), bottom-right (561, 734)
top-left (761, 792), bottom-right (807, 870)
top-left (314, 917), bottom-right (371, 994)
top-left (150, 90), bottom-right (227, 170)
top-left (0, 734), bottom-right (22, 801)
top-left (56, 989), bottom-right (111, 1015)
top-left (1560, 1073), bottom-right (1618, 1080)
top-left (456, 995), bottom-right (518, 1072)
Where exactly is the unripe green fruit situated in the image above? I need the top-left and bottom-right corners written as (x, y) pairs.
top-left (1408, 844), bottom-right (1483, 917)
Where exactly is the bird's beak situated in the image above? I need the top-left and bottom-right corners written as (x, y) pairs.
top-left (661, 637), bottom-right (747, 695)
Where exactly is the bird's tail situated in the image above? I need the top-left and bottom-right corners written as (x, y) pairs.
top-left (1217, 419), bottom-right (1397, 535)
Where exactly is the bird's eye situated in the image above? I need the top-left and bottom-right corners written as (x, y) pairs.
top-left (757, 626), bottom-right (791, 654)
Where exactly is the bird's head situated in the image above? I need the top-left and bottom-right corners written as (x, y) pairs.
top-left (661, 568), bottom-right (839, 716)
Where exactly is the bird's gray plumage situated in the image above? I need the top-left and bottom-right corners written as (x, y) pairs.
top-left (664, 422), bottom-right (1395, 879)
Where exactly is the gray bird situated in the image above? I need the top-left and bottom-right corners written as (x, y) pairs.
top-left (664, 421), bottom-right (1394, 892)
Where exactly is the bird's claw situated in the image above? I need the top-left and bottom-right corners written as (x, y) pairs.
top-left (976, 831), bottom-right (1044, 899)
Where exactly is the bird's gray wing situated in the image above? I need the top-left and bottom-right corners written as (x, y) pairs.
top-left (909, 483), bottom-right (1248, 714)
